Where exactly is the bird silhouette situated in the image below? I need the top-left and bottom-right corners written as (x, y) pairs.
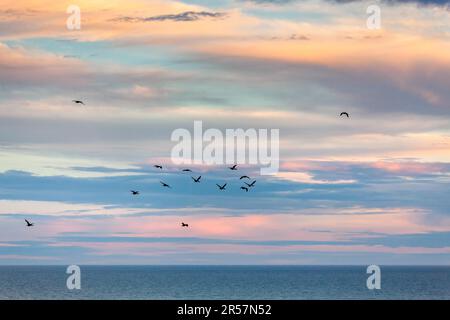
top-left (130, 190), bottom-right (140, 195)
top-left (245, 180), bottom-right (256, 187)
top-left (182, 169), bottom-right (192, 172)
top-left (25, 219), bottom-right (34, 227)
top-left (72, 100), bottom-right (85, 105)
top-left (216, 183), bottom-right (227, 190)
top-left (340, 112), bottom-right (349, 118)
top-left (240, 175), bottom-right (250, 180)
top-left (160, 181), bottom-right (171, 188)
top-left (240, 186), bottom-right (249, 192)
top-left (181, 222), bottom-right (189, 227)
top-left (229, 165), bottom-right (238, 170)
top-left (154, 165), bottom-right (163, 169)
top-left (191, 176), bottom-right (202, 183)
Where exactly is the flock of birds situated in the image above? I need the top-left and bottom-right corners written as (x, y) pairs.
top-left (23, 99), bottom-right (350, 228)
top-left (130, 163), bottom-right (257, 228)
top-left (146, 164), bottom-right (255, 190)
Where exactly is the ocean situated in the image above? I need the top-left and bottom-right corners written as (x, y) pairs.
top-left (0, 265), bottom-right (449, 300)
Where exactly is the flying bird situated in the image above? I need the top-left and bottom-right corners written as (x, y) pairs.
top-left (229, 165), bottom-right (238, 171)
top-left (72, 100), bottom-right (85, 105)
top-left (181, 222), bottom-right (189, 227)
top-left (160, 181), bottom-right (171, 188)
top-left (245, 180), bottom-right (256, 188)
top-left (191, 176), bottom-right (202, 183)
top-left (182, 169), bottom-right (192, 172)
top-left (216, 183), bottom-right (227, 190)
top-left (25, 219), bottom-right (34, 227)
top-left (154, 165), bottom-right (163, 169)
top-left (240, 175), bottom-right (250, 180)
top-left (130, 190), bottom-right (140, 195)
top-left (240, 186), bottom-right (249, 192)
top-left (340, 112), bottom-right (349, 118)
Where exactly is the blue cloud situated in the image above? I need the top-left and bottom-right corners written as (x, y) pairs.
top-left (1, 160), bottom-right (449, 216)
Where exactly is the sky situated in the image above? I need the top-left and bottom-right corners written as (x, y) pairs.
top-left (1, 0), bottom-right (450, 265)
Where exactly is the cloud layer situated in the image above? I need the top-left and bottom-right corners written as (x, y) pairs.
top-left (0, 0), bottom-right (450, 264)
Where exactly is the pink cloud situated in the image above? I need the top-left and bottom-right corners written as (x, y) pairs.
top-left (370, 161), bottom-right (449, 175)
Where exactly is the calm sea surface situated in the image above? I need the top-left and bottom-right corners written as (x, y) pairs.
top-left (0, 265), bottom-right (449, 300)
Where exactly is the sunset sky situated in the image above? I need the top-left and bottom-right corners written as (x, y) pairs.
top-left (1, 0), bottom-right (450, 265)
